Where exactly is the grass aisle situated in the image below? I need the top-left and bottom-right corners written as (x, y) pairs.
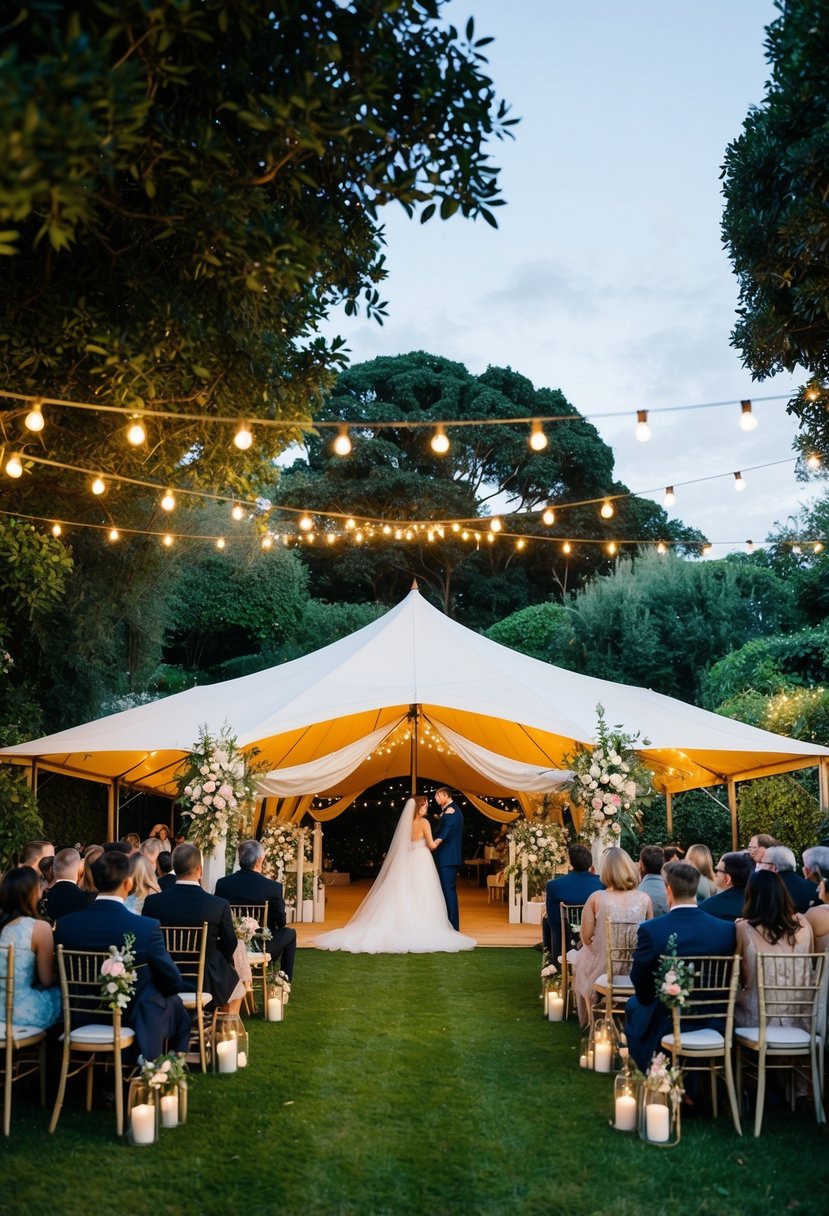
top-left (1, 948), bottom-right (828, 1216)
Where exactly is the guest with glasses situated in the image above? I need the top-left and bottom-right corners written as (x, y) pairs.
top-left (758, 845), bottom-right (818, 912)
top-left (701, 851), bottom-right (754, 922)
top-left (746, 833), bottom-right (777, 863)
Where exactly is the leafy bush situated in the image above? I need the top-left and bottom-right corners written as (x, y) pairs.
top-left (0, 767), bottom-right (43, 870)
top-left (637, 789), bottom-right (732, 856)
top-left (38, 775), bottom-right (109, 850)
top-left (485, 602), bottom-right (575, 661)
top-left (737, 775), bottom-right (823, 858)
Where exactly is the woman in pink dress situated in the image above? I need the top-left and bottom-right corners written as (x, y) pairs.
top-left (571, 846), bottom-right (652, 1027)
top-left (735, 870), bottom-right (814, 1028)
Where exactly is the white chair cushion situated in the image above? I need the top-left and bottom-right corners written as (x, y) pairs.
top-left (594, 974), bottom-right (633, 990)
top-left (735, 1026), bottom-right (811, 1048)
top-left (0, 1024), bottom-right (47, 1046)
top-left (246, 952), bottom-right (270, 964)
top-left (661, 1028), bottom-right (724, 1049)
top-left (178, 991), bottom-right (211, 1008)
top-left (64, 1023), bottom-right (135, 1045)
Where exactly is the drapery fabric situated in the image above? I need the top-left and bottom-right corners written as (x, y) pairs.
top-left (430, 720), bottom-right (573, 792)
top-left (256, 721), bottom-right (402, 797)
top-left (462, 791), bottom-right (520, 823)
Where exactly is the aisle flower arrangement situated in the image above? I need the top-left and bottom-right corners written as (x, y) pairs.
top-left (563, 704), bottom-right (653, 844)
top-left (175, 725), bottom-right (259, 853)
top-left (99, 933), bottom-right (137, 1011)
top-left (504, 818), bottom-right (568, 898)
top-left (261, 818), bottom-right (312, 879)
top-left (657, 934), bottom-right (695, 1009)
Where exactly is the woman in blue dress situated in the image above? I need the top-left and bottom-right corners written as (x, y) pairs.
top-left (0, 867), bottom-right (61, 1030)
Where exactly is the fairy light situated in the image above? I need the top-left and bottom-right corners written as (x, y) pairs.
top-left (345, 518), bottom-right (356, 531)
top-left (656, 541), bottom-right (667, 555)
top-left (355, 530), bottom-right (364, 543)
top-left (516, 539), bottom-right (526, 550)
top-left (805, 385), bottom-right (821, 402)
top-left (327, 532), bottom-right (336, 545)
top-left (792, 544), bottom-right (802, 555)
top-left (91, 476), bottom-right (106, 496)
top-left (451, 522), bottom-right (460, 533)
top-left (702, 543), bottom-right (712, 556)
top-left (807, 453), bottom-right (821, 469)
top-left (562, 541), bottom-right (572, 554)
top-left (634, 409), bottom-right (651, 442)
top-left (231, 503), bottom-right (245, 521)
top-left (24, 400), bottom-right (45, 432)
top-left (734, 471), bottom-right (746, 491)
top-left (126, 418), bottom-right (146, 446)
top-left (261, 534), bottom-right (273, 550)
top-left (542, 506), bottom-right (555, 526)
top-left (814, 542), bottom-right (824, 554)
top-left (430, 425), bottom-right (450, 455)
top-left (490, 517), bottom-right (503, 533)
top-left (529, 420), bottom-right (548, 451)
top-left (607, 541), bottom-right (618, 556)
top-left (405, 529), bottom-right (413, 541)
top-left (216, 537), bottom-right (226, 550)
top-left (298, 514), bottom-right (313, 531)
top-left (51, 523), bottom-right (62, 537)
top-left (233, 422), bottom-right (253, 450)
top-left (382, 524), bottom-right (391, 535)
top-left (600, 500), bottom-right (614, 519)
top-left (487, 532), bottom-right (495, 544)
top-left (108, 528), bottom-right (120, 542)
top-left (664, 486), bottom-right (676, 507)
top-left (333, 426), bottom-right (352, 456)
top-left (739, 400), bottom-right (758, 431)
top-left (161, 491), bottom-right (176, 512)
top-left (5, 454), bottom-right (23, 478)
top-left (162, 533), bottom-right (173, 547)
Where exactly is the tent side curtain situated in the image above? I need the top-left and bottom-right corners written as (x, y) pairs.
top-left (308, 792), bottom-right (361, 822)
top-left (462, 791), bottom-right (520, 823)
top-left (430, 719), bottom-right (574, 792)
top-left (255, 720), bottom-right (402, 797)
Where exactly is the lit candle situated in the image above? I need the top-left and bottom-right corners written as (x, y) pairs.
top-left (160, 1093), bottom-right (178, 1128)
top-left (267, 996), bottom-right (283, 1022)
top-left (645, 1103), bottom-right (670, 1142)
top-left (594, 1042), bottom-right (612, 1073)
top-left (237, 1050), bottom-right (247, 1068)
top-left (130, 1102), bottom-right (156, 1145)
top-left (216, 1038), bottom-right (238, 1074)
top-left (579, 1054), bottom-right (587, 1069)
top-left (547, 996), bottom-right (564, 1022)
top-left (614, 1094), bottom-right (637, 1131)
top-left (586, 1050), bottom-right (594, 1069)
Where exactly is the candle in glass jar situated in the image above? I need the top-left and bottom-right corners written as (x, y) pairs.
top-left (267, 996), bottom-right (283, 1022)
top-left (579, 1054), bottom-right (587, 1068)
top-left (614, 1094), bottom-right (637, 1130)
top-left (131, 1102), bottom-right (156, 1144)
top-left (216, 1038), bottom-right (238, 1073)
top-left (645, 1103), bottom-right (670, 1142)
top-left (547, 995), bottom-right (564, 1022)
top-left (237, 1050), bottom-right (247, 1068)
top-left (594, 1041), bottom-right (612, 1073)
top-left (586, 1049), bottom-right (594, 1069)
top-left (160, 1093), bottom-right (179, 1128)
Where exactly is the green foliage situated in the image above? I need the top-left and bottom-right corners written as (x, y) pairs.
top-left (639, 790), bottom-right (733, 857)
top-left (0, 766), bottom-right (43, 870)
top-left (737, 774), bottom-right (823, 858)
top-left (700, 622), bottom-right (829, 709)
top-left (38, 775), bottom-right (109, 849)
top-left (485, 601), bottom-right (575, 660)
top-left (277, 599), bottom-right (385, 662)
top-left (721, 0), bottom-right (829, 445)
top-left (0, 517), bottom-right (72, 620)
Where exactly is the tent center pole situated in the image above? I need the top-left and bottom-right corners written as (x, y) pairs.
top-left (409, 703), bottom-right (419, 796)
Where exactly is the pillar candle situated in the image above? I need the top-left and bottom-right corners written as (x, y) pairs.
top-left (160, 1093), bottom-right (178, 1128)
top-left (216, 1038), bottom-right (238, 1074)
top-left (130, 1103), bottom-right (155, 1145)
top-left (594, 1042), bottom-right (612, 1073)
top-left (267, 996), bottom-right (283, 1022)
top-left (614, 1095), bottom-right (637, 1131)
top-left (645, 1103), bottom-right (671, 1142)
top-left (547, 996), bottom-right (564, 1022)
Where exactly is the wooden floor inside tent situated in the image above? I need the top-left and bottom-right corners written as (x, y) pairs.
top-left (295, 879), bottom-right (542, 948)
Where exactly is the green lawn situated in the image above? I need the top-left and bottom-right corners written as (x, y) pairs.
top-left (1, 948), bottom-right (827, 1216)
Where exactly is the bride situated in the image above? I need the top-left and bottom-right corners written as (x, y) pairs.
top-left (315, 795), bottom-right (476, 954)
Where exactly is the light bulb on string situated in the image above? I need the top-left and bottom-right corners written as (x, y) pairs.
top-left (430, 425), bottom-right (450, 455)
top-left (161, 491), bottom-right (176, 512)
top-left (162, 534), bottom-right (173, 547)
top-left (734, 471), bottom-right (746, 491)
top-left (233, 422), bottom-right (253, 450)
top-left (382, 524), bottom-right (391, 535)
top-left (345, 518), bottom-right (356, 531)
top-left (607, 541), bottom-right (618, 556)
top-left (126, 418), bottom-right (146, 446)
top-left (656, 541), bottom-right (667, 555)
top-left (739, 400), bottom-right (758, 431)
top-left (333, 426), bottom-right (352, 456)
top-left (792, 544), bottom-right (802, 555)
top-left (327, 533), bottom-right (337, 545)
top-left (231, 503), bottom-right (245, 521)
top-left (298, 514), bottom-right (313, 532)
top-left (562, 541), bottom-right (572, 555)
top-left (355, 530), bottom-right (364, 543)
top-left (261, 535), bottom-right (273, 550)
top-left (805, 384), bottom-right (822, 402)
top-left (51, 523), bottom-right (62, 537)
top-left (529, 420), bottom-right (547, 451)
top-left (701, 543), bottom-right (712, 557)
top-left (5, 454), bottom-right (23, 478)
top-left (108, 528), bottom-right (120, 542)
top-left (542, 506), bottom-right (555, 526)
top-left (814, 542), bottom-right (824, 554)
top-left (490, 517), bottom-right (502, 533)
top-left (216, 537), bottom-right (226, 550)
top-left (664, 486), bottom-right (676, 507)
top-left (807, 453), bottom-right (821, 469)
top-left (451, 522), bottom-right (460, 533)
top-left (516, 539), bottom-right (526, 551)
top-left (487, 532), bottom-right (495, 544)
top-left (634, 410), bottom-right (651, 442)
top-left (24, 400), bottom-right (45, 432)
top-left (600, 500), bottom-right (614, 519)
top-left (91, 476), bottom-right (106, 496)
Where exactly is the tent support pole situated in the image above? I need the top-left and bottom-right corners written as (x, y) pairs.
top-left (820, 759), bottom-right (829, 819)
top-left (409, 703), bottom-right (419, 795)
top-left (665, 790), bottom-right (673, 839)
top-left (727, 779), bottom-right (738, 851)
top-left (107, 781), bottom-right (116, 842)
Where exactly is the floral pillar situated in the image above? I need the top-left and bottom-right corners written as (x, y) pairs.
top-left (202, 837), bottom-right (226, 894)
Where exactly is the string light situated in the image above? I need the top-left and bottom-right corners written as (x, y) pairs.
top-left (163, 533), bottom-right (173, 547)
top-left (733, 471), bottom-right (746, 491)
top-left (355, 530), bottom-right (364, 543)
top-left (807, 453), bottom-right (821, 469)
top-left (814, 542), bottom-right (824, 554)
top-left (656, 541), bottom-right (667, 555)
top-left (345, 518), bottom-right (356, 531)
top-left (516, 539), bottom-right (526, 550)
top-left (231, 503), bottom-right (245, 521)
top-left (216, 537), bottom-right (225, 550)
top-left (635, 410), bottom-right (651, 442)
top-left (51, 523), bottom-right (62, 537)
top-left (529, 420), bottom-right (547, 451)
top-left (5, 454), bottom-right (22, 478)
top-left (805, 385), bottom-right (821, 402)
top-left (542, 506), bottom-right (555, 526)
top-left (430, 425), bottom-right (450, 455)
top-left (326, 532), bottom-right (336, 545)
top-left (333, 426), bottom-right (352, 456)
top-left (126, 418), bottom-right (146, 446)
top-left (607, 541), bottom-right (618, 555)
top-left (600, 500), bottom-right (614, 519)
top-left (298, 514), bottom-right (313, 531)
top-left (490, 517), bottom-right (503, 533)
top-left (233, 422), bottom-right (253, 450)
top-left (702, 543), bottom-right (712, 557)
top-left (664, 486), bottom-right (676, 507)
top-left (792, 544), bottom-right (802, 555)
top-left (108, 528), bottom-right (120, 542)
top-left (562, 541), bottom-right (572, 554)
top-left (24, 400), bottom-right (44, 432)
top-left (91, 476), bottom-right (106, 496)
top-left (739, 400), bottom-right (758, 431)
top-left (261, 534), bottom-right (273, 550)
top-left (161, 491), bottom-right (176, 512)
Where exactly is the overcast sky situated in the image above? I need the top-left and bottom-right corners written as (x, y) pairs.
top-left (321, 0), bottom-right (820, 552)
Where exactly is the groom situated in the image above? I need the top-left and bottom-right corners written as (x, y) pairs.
top-left (433, 787), bottom-right (464, 930)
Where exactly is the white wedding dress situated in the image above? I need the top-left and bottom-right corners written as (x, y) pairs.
top-left (315, 798), bottom-right (476, 954)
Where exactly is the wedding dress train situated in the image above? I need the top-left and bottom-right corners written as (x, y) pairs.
top-left (315, 799), bottom-right (476, 954)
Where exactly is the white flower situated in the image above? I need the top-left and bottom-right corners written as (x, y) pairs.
top-left (203, 794), bottom-right (213, 806)
top-left (608, 772), bottom-right (623, 788)
top-left (200, 765), bottom-right (209, 775)
top-left (624, 781), bottom-right (637, 798)
top-left (599, 774), bottom-right (609, 784)
top-left (589, 764), bottom-right (601, 778)
top-left (609, 751), bottom-right (621, 765)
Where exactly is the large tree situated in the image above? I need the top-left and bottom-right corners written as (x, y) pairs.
top-left (721, 0), bottom-right (829, 454)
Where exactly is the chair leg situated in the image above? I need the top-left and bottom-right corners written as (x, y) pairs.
top-left (3, 1044), bottom-right (11, 1137)
top-left (114, 1050), bottom-right (124, 1137)
top-left (85, 1057), bottom-right (94, 1112)
top-left (724, 1051), bottom-right (743, 1136)
top-left (38, 1040), bottom-right (46, 1107)
top-left (710, 1064), bottom-right (718, 1118)
top-left (48, 1044), bottom-right (70, 1134)
top-left (754, 1050), bottom-right (767, 1138)
top-left (812, 1048), bottom-right (825, 1125)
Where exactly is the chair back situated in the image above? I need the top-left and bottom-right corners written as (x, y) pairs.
top-left (668, 954), bottom-right (740, 1049)
top-left (161, 923), bottom-right (208, 994)
top-left (229, 903), bottom-right (269, 944)
top-left (559, 902), bottom-right (585, 951)
top-left (756, 950), bottom-right (826, 1043)
top-left (483, 846), bottom-right (499, 862)
top-left (603, 916), bottom-right (639, 981)
top-left (0, 944), bottom-right (13, 1041)
top-left (55, 946), bottom-right (126, 1036)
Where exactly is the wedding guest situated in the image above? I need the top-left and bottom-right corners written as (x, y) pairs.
top-left (734, 870), bottom-right (814, 1028)
top-left (805, 867), bottom-right (829, 953)
top-left (79, 845), bottom-right (103, 894)
top-left (46, 848), bottom-right (94, 921)
top-left (638, 845), bottom-right (668, 916)
top-left (55, 851), bottom-right (190, 1061)
top-left (38, 855), bottom-right (55, 889)
top-left (156, 850), bottom-right (176, 890)
top-left (124, 832), bottom-right (142, 851)
top-left (571, 847), bottom-right (651, 1027)
top-left (141, 837), bottom-right (163, 866)
top-left (125, 852), bottom-right (160, 915)
top-left (544, 843), bottom-right (604, 960)
top-left (0, 867), bottom-right (61, 1030)
top-left (103, 839), bottom-right (135, 855)
top-left (143, 843), bottom-right (243, 1014)
top-left (20, 840), bottom-right (54, 871)
top-left (685, 844), bottom-right (717, 901)
top-left (701, 851), bottom-right (753, 922)
top-left (149, 823), bottom-right (173, 852)
top-left (760, 845), bottom-right (817, 912)
top-left (663, 845), bottom-right (685, 863)
top-left (215, 840), bottom-right (297, 981)
top-left (625, 861), bottom-right (735, 1071)
top-left (746, 833), bottom-right (777, 864)
top-left (801, 845), bottom-right (829, 886)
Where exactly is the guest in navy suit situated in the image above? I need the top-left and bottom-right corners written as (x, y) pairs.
top-left (701, 851), bottom-right (753, 922)
top-left (215, 840), bottom-right (297, 980)
top-left (761, 846), bottom-right (818, 913)
top-left (55, 851), bottom-right (190, 1062)
top-left (625, 861), bottom-right (736, 1071)
top-left (46, 848), bottom-right (95, 922)
top-left (433, 787), bottom-right (464, 931)
top-left (156, 850), bottom-right (177, 890)
top-left (544, 844), bottom-right (605, 959)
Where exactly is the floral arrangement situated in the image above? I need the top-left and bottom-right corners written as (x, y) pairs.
top-left (267, 967), bottom-right (292, 997)
top-left (563, 704), bottom-right (653, 843)
top-left (504, 818), bottom-right (568, 899)
top-left (657, 934), bottom-right (695, 1009)
top-left (176, 725), bottom-right (260, 853)
top-left (261, 818), bottom-right (311, 879)
top-left (140, 1051), bottom-right (188, 1094)
top-left (640, 1051), bottom-right (684, 1105)
top-left (232, 915), bottom-right (261, 945)
top-left (541, 960), bottom-right (559, 981)
top-left (99, 933), bottom-right (137, 1012)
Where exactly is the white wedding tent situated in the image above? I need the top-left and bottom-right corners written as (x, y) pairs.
top-left (3, 585), bottom-right (828, 845)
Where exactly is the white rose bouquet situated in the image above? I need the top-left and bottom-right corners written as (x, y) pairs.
top-left (563, 704), bottom-right (653, 844)
top-left (176, 724), bottom-right (260, 853)
top-left (504, 819), bottom-right (568, 899)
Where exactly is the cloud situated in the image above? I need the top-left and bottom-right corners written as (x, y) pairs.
top-left (485, 260), bottom-right (596, 316)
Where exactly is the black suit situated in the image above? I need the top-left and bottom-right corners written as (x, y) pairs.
top-left (157, 873), bottom-right (177, 891)
top-left (779, 870), bottom-right (819, 913)
top-left (55, 898), bottom-right (190, 1061)
top-left (143, 883), bottom-right (239, 1007)
top-left (700, 886), bottom-right (747, 923)
top-left (215, 868), bottom-right (297, 980)
top-left (46, 881), bottom-right (95, 922)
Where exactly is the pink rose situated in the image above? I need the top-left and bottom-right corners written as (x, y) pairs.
top-left (218, 784), bottom-right (233, 799)
top-left (667, 983), bottom-right (681, 997)
top-left (101, 958), bottom-right (125, 978)
top-left (610, 794), bottom-right (621, 806)
top-left (203, 780), bottom-right (216, 794)
top-left (591, 796), bottom-right (603, 810)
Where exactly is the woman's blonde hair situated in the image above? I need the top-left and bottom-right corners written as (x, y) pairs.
top-left (686, 843), bottom-right (715, 882)
top-left (129, 852), bottom-right (160, 900)
top-left (599, 846), bottom-right (638, 891)
top-left (80, 844), bottom-right (104, 893)
top-left (414, 796), bottom-right (428, 814)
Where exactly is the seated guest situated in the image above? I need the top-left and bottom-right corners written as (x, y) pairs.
top-left (124, 833), bottom-right (141, 851)
top-left (46, 848), bottom-right (94, 921)
top-left (141, 837), bottom-right (163, 867)
top-left (663, 845), bottom-right (685, 863)
top-left (79, 845), bottom-right (103, 894)
top-left (149, 823), bottom-right (174, 853)
top-left (38, 856), bottom-right (56, 890)
top-left (801, 845), bottom-right (829, 886)
top-left (215, 840), bottom-right (297, 981)
top-left (638, 845), bottom-right (668, 916)
top-left (571, 847), bottom-right (651, 1027)
top-left (55, 852), bottom-right (189, 1060)
top-left (746, 833), bottom-right (777, 864)
top-left (125, 852), bottom-right (160, 915)
top-left (103, 839), bottom-right (136, 855)
top-left (685, 844), bottom-right (717, 901)
top-left (735, 870), bottom-right (813, 1028)
top-left (143, 844), bottom-right (243, 1014)
top-left (702, 851), bottom-right (754, 922)
top-left (544, 843), bottom-right (604, 961)
top-left (156, 850), bottom-right (176, 890)
top-left (625, 861), bottom-right (736, 1071)
top-left (0, 867), bottom-right (61, 1030)
top-left (20, 840), bottom-right (55, 872)
top-left (805, 867), bottom-right (829, 953)
top-left (760, 845), bottom-right (817, 913)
